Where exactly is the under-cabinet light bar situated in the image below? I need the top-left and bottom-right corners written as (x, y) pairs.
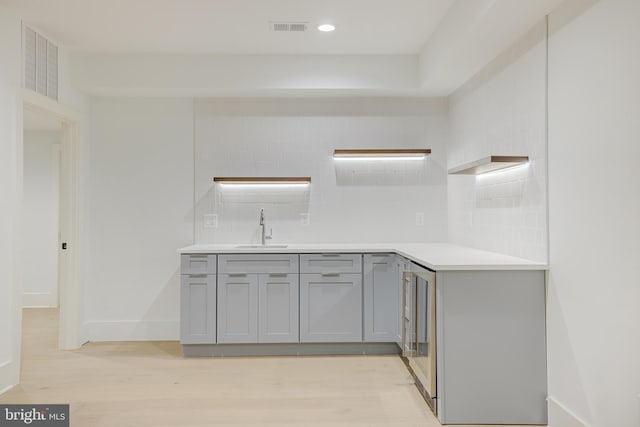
top-left (334, 156), bottom-right (426, 162)
top-left (217, 183), bottom-right (310, 189)
top-left (448, 156), bottom-right (529, 175)
top-left (475, 162), bottom-right (530, 180)
top-left (333, 149), bottom-right (431, 160)
top-left (213, 177), bottom-right (311, 185)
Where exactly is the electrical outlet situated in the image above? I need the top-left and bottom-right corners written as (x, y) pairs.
top-left (415, 212), bottom-right (424, 226)
top-left (204, 214), bottom-right (218, 229)
top-left (300, 213), bottom-right (310, 226)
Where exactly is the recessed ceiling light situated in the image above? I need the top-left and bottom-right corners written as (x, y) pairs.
top-left (317, 24), bottom-right (336, 32)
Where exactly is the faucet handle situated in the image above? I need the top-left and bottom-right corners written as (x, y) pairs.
top-left (266, 228), bottom-right (273, 240)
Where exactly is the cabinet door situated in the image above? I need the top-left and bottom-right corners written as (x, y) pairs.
top-left (258, 273), bottom-right (299, 343)
top-left (180, 275), bottom-right (216, 344)
top-left (363, 254), bottom-right (399, 342)
top-left (300, 273), bottom-right (362, 342)
top-left (217, 274), bottom-right (258, 343)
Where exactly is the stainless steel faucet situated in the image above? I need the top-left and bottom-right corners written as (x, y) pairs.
top-left (259, 208), bottom-right (272, 245)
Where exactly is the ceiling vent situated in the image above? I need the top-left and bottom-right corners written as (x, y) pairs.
top-left (270, 22), bottom-right (308, 32)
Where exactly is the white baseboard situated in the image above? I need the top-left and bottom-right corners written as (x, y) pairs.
top-left (80, 321), bottom-right (90, 345)
top-left (86, 320), bottom-right (179, 342)
top-left (548, 396), bottom-right (590, 427)
top-left (0, 359), bottom-right (17, 396)
top-left (22, 292), bottom-right (56, 308)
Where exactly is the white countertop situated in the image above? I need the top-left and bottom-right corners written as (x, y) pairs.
top-left (178, 242), bottom-right (547, 271)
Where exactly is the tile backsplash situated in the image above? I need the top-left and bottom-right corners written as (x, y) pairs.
top-left (194, 98), bottom-right (449, 244)
top-left (447, 21), bottom-right (548, 263)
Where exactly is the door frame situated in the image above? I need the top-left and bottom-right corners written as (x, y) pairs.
top-left (16, 89), bottom-right (84, 357)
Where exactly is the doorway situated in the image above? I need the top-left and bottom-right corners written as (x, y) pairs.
top-left (15, 89), bottom-right (83, 378)
top-left (22, 108), bottom-right (62, 310)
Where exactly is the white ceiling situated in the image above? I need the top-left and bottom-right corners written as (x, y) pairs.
top-left (0, 0), bottom-right (454, 54)
top-left (1, 0), bottom-right (566, 96)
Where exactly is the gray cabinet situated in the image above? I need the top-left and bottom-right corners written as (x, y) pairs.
top-left (181, 254), bottom-right (216, 274)
top-left (435, 270), bottom-right (547, 425)
top-left (300, 253), bottom-right (361, 274)
top-left (217, 274), bottom-right (259, 343)
top-left (219, 254), bottom-right (298, 274)
top-left (258, 273), bottom-right (299, 343)
top-left (300, 273), bottom-right (362, 342)
top-left (180, 254), bottom-right (217, 344)
top-left (363, 253), bottom-right (399, 342)
top-left (180, 275), bottom-right (217, 344)
top-left (217, 255), bottom-right (299, 344)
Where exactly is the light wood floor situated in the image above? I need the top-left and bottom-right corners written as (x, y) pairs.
top-left (0, 309), bottom-right (543, 426)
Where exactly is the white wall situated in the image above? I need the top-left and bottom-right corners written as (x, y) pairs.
top-left (0, 6), bottom-right (91, 393)
top-left (446, 2), bottom-right (640, 425)
top-left (87, 98), bottom-right (194, 340)
top-left (547, 0), bottom-right (640, 426)
top-left (447, 21), bottom-right (548, 263)
top-left (0, 5), bottom-right (22, 391)
top-left (70, 54), bottom-right (419, 97)
top-left (83, 97), bottom-right (448, 341)
top-left (195, 98), bottom-right (449, 245)
top-left (419, 0), bottom-right (564, 95)
top-left (22, 131), bottom-right (61, 308)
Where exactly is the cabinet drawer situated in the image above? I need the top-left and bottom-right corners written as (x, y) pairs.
top-left (181, 254), bottom-right (217, 274)
top-left (300, 253), bottom-right (362, 274)
top-left (218, 254), bottom-right (299, 274)
top-left (365, 253), bottom-right (395, 262)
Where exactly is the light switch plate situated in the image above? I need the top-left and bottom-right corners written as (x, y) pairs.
top-left (415, 212), bottom-right (424, 226)
top-left (204, 214), bottom-right (218, 228)
top-left (300, 213), bottom-right (310, 226)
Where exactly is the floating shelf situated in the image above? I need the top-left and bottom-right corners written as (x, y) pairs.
top-left (448, 156), bottom-right (529, 175)
top-left (333, 149), bottom-right (431, 160)
top-left (213, 177), bottom-right (311, 185)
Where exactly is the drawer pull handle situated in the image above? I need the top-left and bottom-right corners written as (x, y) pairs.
top-left (228, 274), bottom-right (248, 278)
top-left (190, 255), bottom-right (208, 258)
top-left (189, 274), bottom-right (208, 278)
top-left (269, 273), bottom-right (287, 277)
top-left (320, 253), bottom-right (341, 257)
top-left (321, 273), bottom-right (340, 277)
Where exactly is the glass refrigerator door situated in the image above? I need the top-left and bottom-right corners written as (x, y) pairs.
top-left (414, 272), bottom-right (436, 399)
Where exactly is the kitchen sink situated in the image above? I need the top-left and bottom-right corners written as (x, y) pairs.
top-left (235, 244), bottom-right (289, 248)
